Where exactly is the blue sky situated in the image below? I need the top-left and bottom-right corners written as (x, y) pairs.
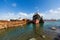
top-left (0, 0), bottom-right (60, 20)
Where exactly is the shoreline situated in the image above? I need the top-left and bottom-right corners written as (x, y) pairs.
top-left (0, 19), bottom-right (27, 29)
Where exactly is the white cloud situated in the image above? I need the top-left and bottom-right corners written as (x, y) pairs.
top-left (0, 8), bottom-right (60, 20)
top-left (0, 12), bottom-right (34, 20)
top-left (45, 8), bottom-right (60, 19)
top-left (18, 12), bottom-right (34, 20)
top-left (12, 3), bottom-right (16, 7)
top-left (0, 12), bottom-right (16, 20)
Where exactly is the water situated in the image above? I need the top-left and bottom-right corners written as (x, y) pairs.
top-left (0, 21), bottom-right (60, 40)
top-left (44, 21), bottom-right (60, 29)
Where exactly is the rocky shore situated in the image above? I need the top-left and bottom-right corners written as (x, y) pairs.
top-left (0, 19), bottom-right (27, 29)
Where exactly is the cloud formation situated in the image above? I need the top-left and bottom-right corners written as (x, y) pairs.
top-left (43, 8), bottom-right (60, 19)
top-left (0, 8), bottom-right (60, 20)
top-left (12, 3), bottom-right (17, 7)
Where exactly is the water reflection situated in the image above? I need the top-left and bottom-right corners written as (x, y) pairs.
top-left (33, 23), bottom-right (45, 38)
top-left (0, 23), bottom-right (53, 40)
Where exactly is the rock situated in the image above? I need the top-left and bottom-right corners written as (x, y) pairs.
top-left (54, 37), bottom-right (59, 40)
top-left (42, 35), bottom-right (46, 38)
top-left (51, 27), bottom-right (56, 30)
top-left (29, 38), bottom-right (36, 40)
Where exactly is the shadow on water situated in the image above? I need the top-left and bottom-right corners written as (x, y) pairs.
top-left (32, 23), bottom-right (53, 40)
top-left (32, 23), bottom-right (46, 40)
top-left (53, 33), bottom-right (60, 40)
top-left (33, 23), bottom-right (44, 36)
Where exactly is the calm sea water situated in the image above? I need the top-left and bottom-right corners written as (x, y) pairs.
top-left (0, 21), bottom-right (60, 40)
top-left (44, 21), bottom-right (60, 29)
